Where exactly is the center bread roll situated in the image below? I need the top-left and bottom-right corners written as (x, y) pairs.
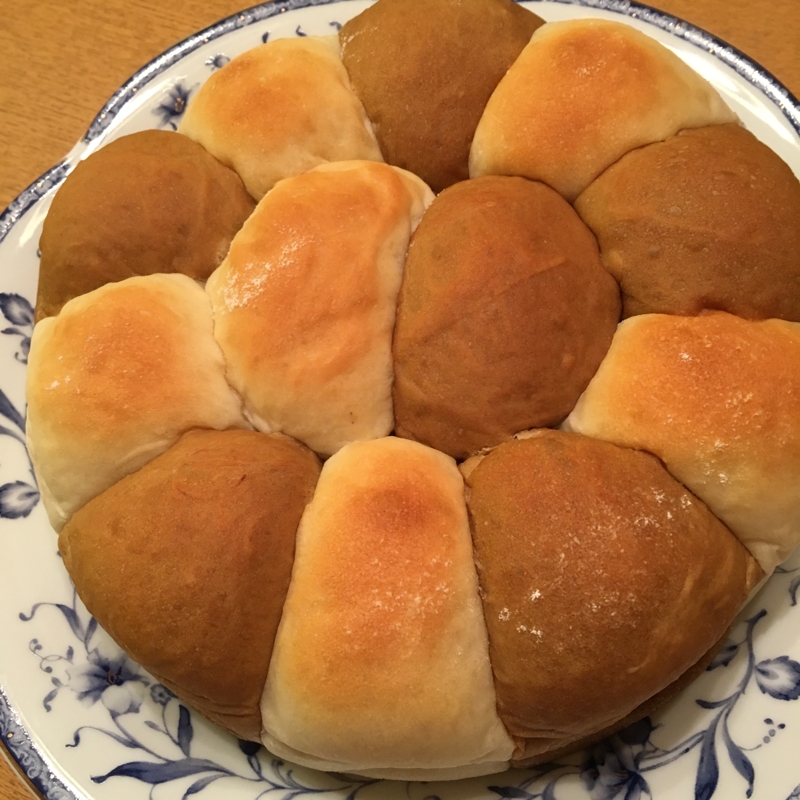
top-left (206, 161), bottom-right (434, 456)
top-left (393, 175), bottom-right (620, 460)
top-left (260, 436), bottom-right (514, 780)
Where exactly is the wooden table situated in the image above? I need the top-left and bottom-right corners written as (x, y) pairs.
top-left (0, 0), bottom-right (797, 797)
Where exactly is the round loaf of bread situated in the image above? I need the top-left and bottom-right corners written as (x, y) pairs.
top-left (393, 175), bottom-right (620, 459)
top-left (574, 123), bottom-right (800, 320)
top-left (35, 129), bottom-right (255, 322)
top-left (338, 0), bottom-right (543, 192)
top-left (24, 0), bottom-right (800, 784)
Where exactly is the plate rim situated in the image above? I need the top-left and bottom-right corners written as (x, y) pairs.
top-left (1, 1), bottom-right (799, 798)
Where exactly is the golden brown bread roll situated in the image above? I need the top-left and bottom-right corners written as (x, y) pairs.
top-left (393, 175), bottom-right (620, 459)
top-left (470, 18), bottom-right (737, 201)
top-left (206, 161), bottom-right (433, 456)
top-left (59, 428), bottom-right (321, 741)
top-left (35, 130), bottom-right (255, 322)
top-left (26, 274), bottom-right (248, 531)
top-left (463, 430), bottom-right (762, 764)
top-left (179, 36), bottom-right (383, 199)
top-left (261, 436), bottom-right (514, 779)
top-left (24, 11), bottom-right (800, 780)
top-left (339, 0), bottom-right (543, 192)
top-left (575, 123), bottom-right (800, 320)
top-left (565, 312), bottom-right (800, 574)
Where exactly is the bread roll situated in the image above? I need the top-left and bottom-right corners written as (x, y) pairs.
top-left (261, 436), bottom-right (514, 779)
top-left (36, 130), bottom-right (255, 321)
top-left (206, 161), bottom-right (433, 456)
top-left (339, 0), bottom-right (543, 192)
top-left (393, 176), bottom-right (620, 459)
top-left (463, 430), bottom-right (762, 763)
top-left (575, 123), bottom-right (800, 320)
top-left (565, 312), bottom-right (800, 573)
top-left (59, 429), bottom-right (321, 741)
top-left (26, 274), bottom-right (247, 531)
top-left (470, 19), bottom-right (737, 201)
top-left (179, 36), bottom-right (383, 199)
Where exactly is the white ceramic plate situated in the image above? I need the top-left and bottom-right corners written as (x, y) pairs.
top-left (1, 2), bottom-right (799, 799)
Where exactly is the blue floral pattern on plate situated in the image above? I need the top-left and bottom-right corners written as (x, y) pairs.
top-left (1, 2), bottom-right (799, 799)
top-left (0, 293), bottom-right (39, 520)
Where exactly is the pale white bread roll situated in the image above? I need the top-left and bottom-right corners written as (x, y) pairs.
top-left (260, 436), bottom-right (514, 779)
top-left (206, 161), bottom-right (434, 457)
top-left (26, 274), bottom-right (247, 532)
top-left (564, 312), bottom-right (800, 574)
top-left (178, 36), bottom-right (383, 200)
top-left (470, 19), bottom-right (737, 201)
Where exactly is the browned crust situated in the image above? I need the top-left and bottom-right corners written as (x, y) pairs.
top-left (59, 428), bottom-right (321, 741)
top-left (261, 437), bottom-right (513, 770)
top-left (575, 123), bottom-right (800, 321)
top-left (510, 628), bottom-right (728, 767)
top-left (463, 430), bottom-right (762, 761)
top-left (36, 130), bottom-right (255, 321)
top-left (393, 176), bottom-right (620, 459)
top-left (340, 0), bottom-right (543, 192)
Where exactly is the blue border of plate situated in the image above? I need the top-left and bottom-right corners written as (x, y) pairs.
top-left (1, 1), bottom-right (799, 797)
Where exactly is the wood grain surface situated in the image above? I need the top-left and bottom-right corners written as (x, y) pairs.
top-left (0, 0), bottom-right (797, 798)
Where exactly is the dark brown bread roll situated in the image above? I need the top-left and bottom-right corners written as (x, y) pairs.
top-left (393, 176), bottom-right (620, 460)
top-left (58, 428), bottom-right (321, 741)
top-left (339, 0), bottom-right (543, 193)
top-left (574, 123), bottom-right (800, 320)
top-left (36, 130), bottom-right (255, 321)
top-left (462, 430), bottom-right (762, 764)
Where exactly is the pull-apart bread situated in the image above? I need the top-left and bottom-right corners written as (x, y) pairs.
top-left (26, 0), bottom-right (800, 782)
